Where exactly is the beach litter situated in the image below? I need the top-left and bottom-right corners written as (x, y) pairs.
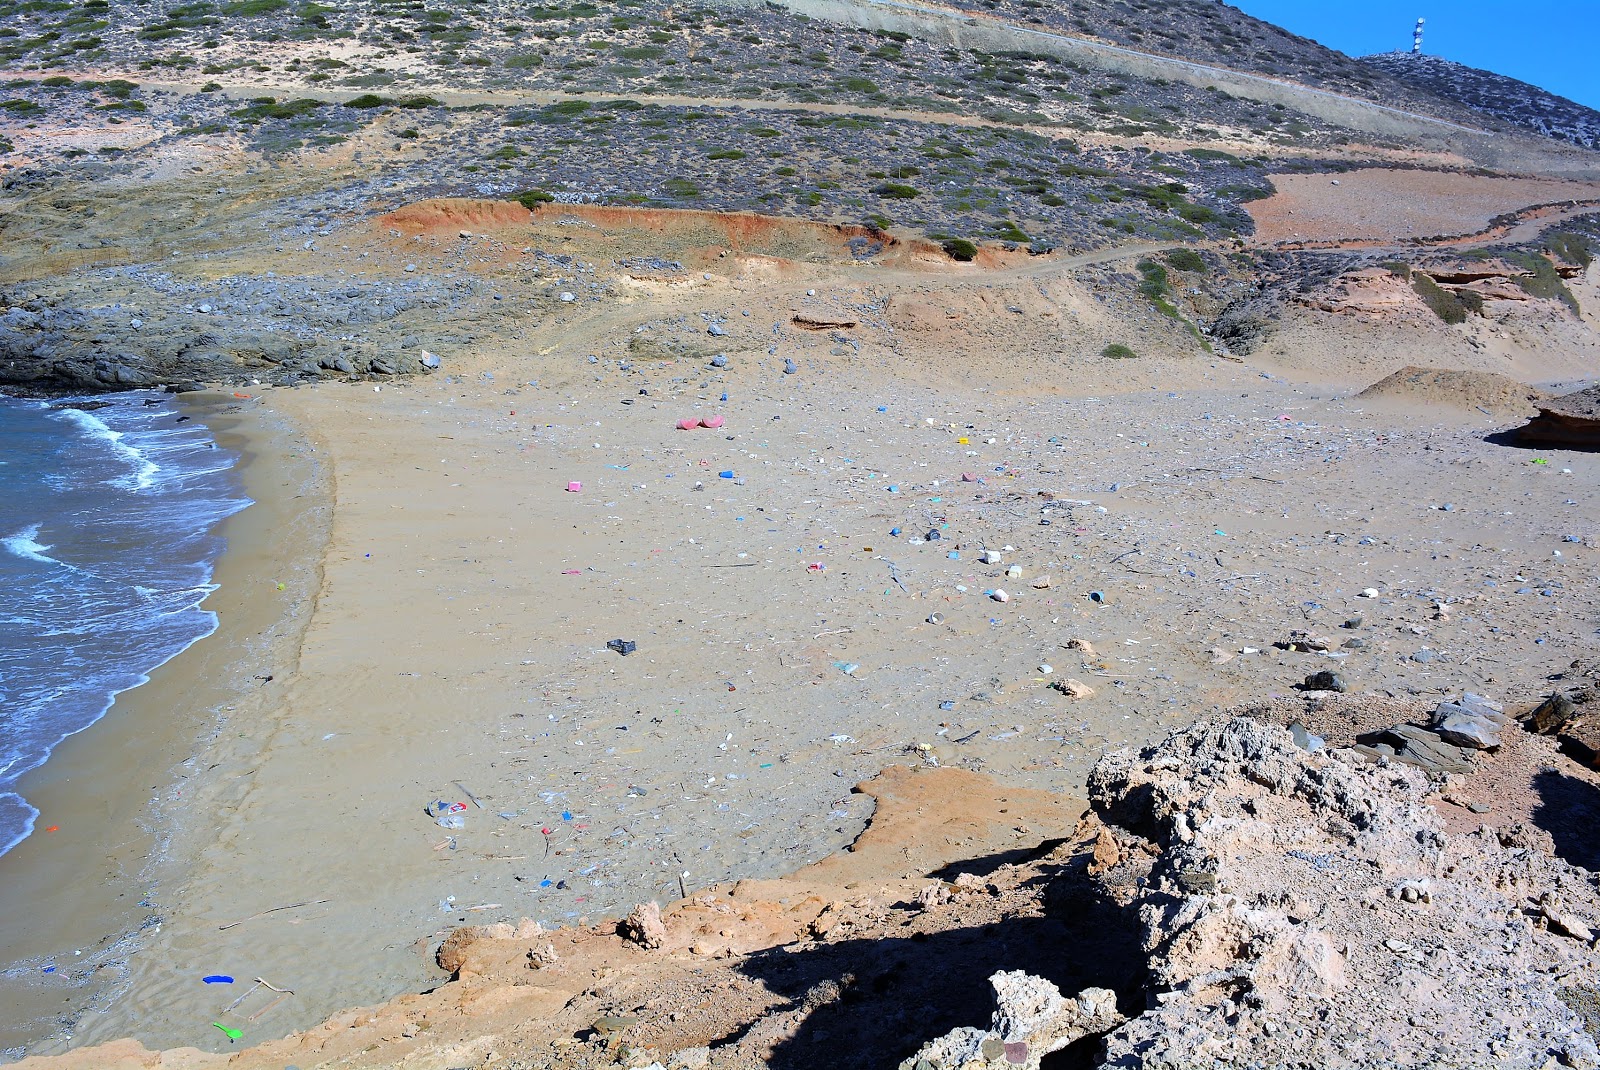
top-left (202, 975), bottom-right (234, 985)
top-left (220, 977), bottom-right (296, 1022)
top-left (606, 639), bottom-right (637, 656)
top-left (427, 800), bottom-right (468, 829)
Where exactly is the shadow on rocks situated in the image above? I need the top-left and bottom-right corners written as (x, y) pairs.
top-left (724, 861), bottom-right (1145, 1070)
top-left (1531, 768), bottom-right (1600, 871)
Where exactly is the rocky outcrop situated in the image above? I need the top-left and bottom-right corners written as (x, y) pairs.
top-left (0, 271), bottom-right (465, 396)
top-left (1079, 719), bottom-right (1600, 1069)
top-left (899, 974), bottom-right (1121, 1070)
top-left (1510, 385), bottom-right (1600, 451)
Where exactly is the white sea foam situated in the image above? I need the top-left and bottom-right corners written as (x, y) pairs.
top-left (2, 524), bottom-right (60, 566)
top-left (55, 408), bottom-right (160, 490)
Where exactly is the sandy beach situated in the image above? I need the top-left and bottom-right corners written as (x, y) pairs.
top-left (4, 219), bottom-right (1597, 1059)
top-left (0, 395), bottom-right (328, 1056)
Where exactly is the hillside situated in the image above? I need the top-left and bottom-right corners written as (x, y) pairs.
top-left (1363, 51), bottom-right (1600, 150)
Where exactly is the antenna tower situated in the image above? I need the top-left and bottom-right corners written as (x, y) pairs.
top-left (1412, 17), bottom-right (1425, 55)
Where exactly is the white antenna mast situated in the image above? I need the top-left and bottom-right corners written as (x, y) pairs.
top-left (1412, 17), bottom-right (1425, 55)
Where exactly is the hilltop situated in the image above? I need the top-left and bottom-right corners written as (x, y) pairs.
top-left (1363, 51), bottom-right (1600, 151)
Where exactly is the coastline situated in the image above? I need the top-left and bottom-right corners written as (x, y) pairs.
top-left (0, 390), bottom-right (329, 1058)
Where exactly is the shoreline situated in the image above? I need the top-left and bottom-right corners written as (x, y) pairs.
top-left (0, 390), bottom-right (329, 1058)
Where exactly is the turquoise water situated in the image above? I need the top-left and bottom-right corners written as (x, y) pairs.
top-left (0, 393), bottom-right (249, 855)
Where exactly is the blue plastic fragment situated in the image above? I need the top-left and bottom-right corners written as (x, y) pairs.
top-left (203, 975), bottom-right (234, 985)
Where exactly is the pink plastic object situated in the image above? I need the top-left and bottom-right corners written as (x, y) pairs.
top-left (961, 472), bottom-right (978, 482)
top-left (700, 415), bottom-right (725, 429)
top-left (677, 418), bottom-right (699, 430)
top-left (567, 481), bottom-right (582, 493)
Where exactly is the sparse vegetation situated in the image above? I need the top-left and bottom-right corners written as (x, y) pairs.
top-left (1102, 342), bottom-right (1137, 358)
top-left (1410, 272), bottom-right (1470, 324)
top-left (1165, 248), bottom-right (1205, 273)
top-left (942, 237), bottom-right (978, 261)
top-left (1546, 231), bottom-right (1593, 269)
top-left (1505, 251), bottom-right (1581, 314)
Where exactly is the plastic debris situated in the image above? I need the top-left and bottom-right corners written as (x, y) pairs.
top-left (606, 639), bottom-right (637, 656)
top-left (427, 800), bottom-right (468, 829)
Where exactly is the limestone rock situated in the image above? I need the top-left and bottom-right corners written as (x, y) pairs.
top-left (897, 973), bottom-right (1120, 1070)
top-left (619, 901), bottom-right (667, 950)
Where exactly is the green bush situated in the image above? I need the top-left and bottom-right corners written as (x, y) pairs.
top-left (1546, 231), bottom-right (1594, 269)
top-left (1505, 251), bottom-right (1580, 313)
top-left (234, 97), bottom-right (322, 120)
top-left (942, 237), bottom-right (977, 261)
top-left (1165, 248), bottom-right (1205, 273)
top-left (874, 182), bottom-right (919, 199)
top-left (1184, 147), bottom-right (1241, 164)
top-left (505, 53), bottom-right (542, 68)
top-left (512, 188), bottom-right (553, 208)
top-left (343, 93), bottom-right (389, 108)
top-left (992, 220), bottom-right (1028, 243)
top-left (1102, 343), bottom-right (1137, 359)
top-left (1410, 273), bottom-right (1469, 324)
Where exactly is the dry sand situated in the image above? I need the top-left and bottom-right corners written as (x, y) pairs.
top-left (6, 210), bottom-right (1600, 1061)
top-left (1248, 167), bottom-right (1600, 244)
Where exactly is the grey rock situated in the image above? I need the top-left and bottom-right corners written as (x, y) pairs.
top-left (1379, 723), bottom-right (1476, 774)
top-left (1302, 670), bottom-right (1347, 693)
top-left (1530, 692), bottom-right (1576, 735)
top-left (1431, 693), bottom-right (1508, 749)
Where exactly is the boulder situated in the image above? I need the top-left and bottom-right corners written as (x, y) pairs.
top-left (897, 973), bottom-right (1121, 1070)
top-left (1430, 692), bottom-right (1508, 749)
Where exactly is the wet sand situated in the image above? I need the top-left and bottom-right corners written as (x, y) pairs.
top-left (0, 394), bottom-right (328, 1057)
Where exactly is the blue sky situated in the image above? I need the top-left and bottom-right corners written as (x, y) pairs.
top-left (1230, 1), bottom-right (1599, 111)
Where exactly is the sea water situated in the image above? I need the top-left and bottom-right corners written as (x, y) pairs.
top-left (0, 392), bottom-right (250, 855)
